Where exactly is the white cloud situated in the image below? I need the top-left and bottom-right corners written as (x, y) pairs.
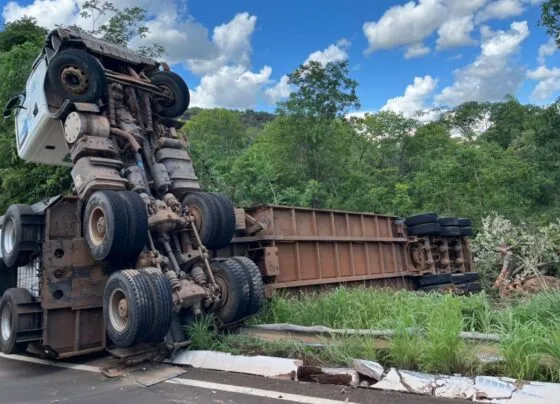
top-left (382, 75), bottom-right (438, 119)
top-left (265, 75), bottom-right (292, 104)
top-left (476, 0), bottom-right (525, 23)
top-left (405, 43), bottom-right (431, 59)
top-left (436, 16), bottom-right (476, 50)
top-left (538, 38), bottom-right (558, 65)
top-left (436, 21), bottom-right (530, 106)
top-left (362, 0), bottom-right (487, 57)
top-left (304, 38), bottom-right (350, 66)
top-left (212, 13), bottom-right (256, 67)
top-left (527, 66), bottom-right (560, 101)
top-left (190, 65), bottom-right (272, 109)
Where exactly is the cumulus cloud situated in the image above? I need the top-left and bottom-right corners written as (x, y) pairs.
top-left (405, 43), bottom-right (431, 59)
top-left (265, 75), bottom-right (292, 104)
top-left (436, 16), bottom-right (476, 50)
top-left (435, 21), bottom-right (530, 106)
top-left (304, 38), bottom-right (350, 66)
top-left (476, 0), bottom-right (525, 23)
top-left (190, 65), bottom-right (272, 109)
top-left (382, 75), bottom-right (438, 119)
top-left (362, 0), bottom-right (486, 57)
top-left (538, 38), bottom-right (558, 65)
top-left (527, 66), bottom-right (560, 101)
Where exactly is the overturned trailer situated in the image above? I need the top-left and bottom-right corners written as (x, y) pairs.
top-left (215, 205), bottom-right (477, 296)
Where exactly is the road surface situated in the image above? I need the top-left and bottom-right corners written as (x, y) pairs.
top-left (0, 354), bottom-right (467, 404)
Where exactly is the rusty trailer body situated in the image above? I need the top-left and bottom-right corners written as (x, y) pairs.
top-left (216, 205), bottom-right (474, 295)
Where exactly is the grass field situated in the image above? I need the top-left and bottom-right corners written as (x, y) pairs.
top-left (186, 287), bottom-right (560, 382)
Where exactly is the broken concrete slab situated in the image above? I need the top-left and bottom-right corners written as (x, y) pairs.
top-left (399, 370), bottom-right (437, 395)
top-left (474, 376), bottom-right (516, 401)
top-left (370, 368), bottom-right (408, 393)
top-left (353, 359), bottom-right (384, 381)
top-left (492, 380), bottom-right (560, 404)
top-left (170, 350), bottom-right (301, 380)
top-left (135, 364), bottom-right (187, 387)
top-left (434, 376), bottom-right (477, 400)
top-left (297, 366), bottom-right (359, 386)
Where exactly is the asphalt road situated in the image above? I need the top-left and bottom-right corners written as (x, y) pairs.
top-left (0, 354), bottom-right (467, 404)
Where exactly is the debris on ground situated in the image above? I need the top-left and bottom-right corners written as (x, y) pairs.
top-left (353, 359), bottom-right (384, 382)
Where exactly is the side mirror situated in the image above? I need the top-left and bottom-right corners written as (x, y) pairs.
top-left (3, 93), bottom-right (25, 119)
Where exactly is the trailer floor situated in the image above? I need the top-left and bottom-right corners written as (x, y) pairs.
top-left (0, 354), bottom-right (467, 404)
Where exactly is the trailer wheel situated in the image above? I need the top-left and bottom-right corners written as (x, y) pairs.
top-left (231, 257), bottom-right (265, 316)
top-left (150, 71), bottom-right (190, 118)
top-left (183, 192), bottom-right (235, 250)
top-left (405, 213), bottom-right (438, 227)
top-left (84, 190), bottom-right (129, 263)
top-left (438, 217), bottom-right (458, 227)
top-left (48, 49), bottom-right (107, 103)
top-left (0, 288), bottom-right (36, 354)
top-left (104, 270), bottom-right (151, 348)
top-left (138, 268), bottom-right (173, 343)
top-left (407, 222), bottom-right (440, 236)
top-left (211, 259), bottom-right (250, 324)
top-left (116, 191), bottom-right (149, 266)
top-left (1, 204), bottom-right (41, 268)
top-left (457, 218), bottom-right (472, 227)
top-left (439, 226), bottom-right (461, 237)
top-left (210, 193), bottom-right (236, 249)
top-left (460, 227), bottom-right (473, 237)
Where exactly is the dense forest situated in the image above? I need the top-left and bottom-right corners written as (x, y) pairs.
top-left (1, 3), bottom-right (560, 228)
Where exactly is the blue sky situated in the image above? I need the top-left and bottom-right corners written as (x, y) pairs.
top-left (1, 0), bottom-right (558, 117)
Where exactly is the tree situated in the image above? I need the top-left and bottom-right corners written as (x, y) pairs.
top-left (277, 60), bottom-right (360, 119)
top-left (540, 0), bottom-right (560, 45)
top-left (70, 0), bottom-right (164, 58)
top-left (0, 17), bottom-right (47, 52)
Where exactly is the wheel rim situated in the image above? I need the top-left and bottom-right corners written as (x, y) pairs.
top-left (60, 65), bottom-right (89, 95)
top-left (157, 84), bottom-right (175, 107)
top-left (108, 288), bottom-right (129, 333)
top-left (88, 207), bottom-right (107, 247)
top-left (189, 206), bottom-right (203, 232)
top-left (3, 217), bottom-right (16, 255)
top-left (214, 274), bottom-right (229, 309)
top-left (1, 304), bottom-right (12, 341)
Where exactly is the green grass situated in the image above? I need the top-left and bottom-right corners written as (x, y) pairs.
top-left (186, 287), bottom-right (560, 382)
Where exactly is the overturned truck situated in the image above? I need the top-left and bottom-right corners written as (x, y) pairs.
top-left (0, 28), bottom-right (264, 358)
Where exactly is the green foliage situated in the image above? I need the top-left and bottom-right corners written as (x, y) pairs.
top-left (540, 0), bottom-right (560, 45)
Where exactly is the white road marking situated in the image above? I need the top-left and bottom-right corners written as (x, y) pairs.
top-left (0, 353), bottom-right (358, 404)
top-left (167, 377), bottom-right (358, 404)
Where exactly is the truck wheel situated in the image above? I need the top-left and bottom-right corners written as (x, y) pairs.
top-left (138, 268), bottom-right (173, 343)
top-left (103, 270), bottom-right (151, 348)
top-left (460, 227), bottom-right (473, 237)
top-left (1, 204), bottom-right (42, 268)
top-left (116, 191), bottom-right (149, 266)
top-left (0, 288), bottom-right (36, 354)
top-left (439, 217), bottom-right (458, 227)
top-left (211, 259), bottom-right (250, 324)
top-left (84, 190), bottom-right (129, 262)
top-left (405, 213), bottom-right (438, 227)
top-left (231, 257), bottom-right (265, 316)
top-left (183, 192), bottom-right (235, 250)
top-left (457, 218), bottom-right (472, 227)
top-left (48, 49), bottom-right (107, 103)
top-left (150, 71), bottom-right (190, 118)
top-left (407, 222), bottom-right (440, 236)
top-left (210, 193), bottom-right (236, 249)
top-left (439, 226), bottom-right (461, 237)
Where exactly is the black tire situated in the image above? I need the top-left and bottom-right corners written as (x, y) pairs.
top-left (439, 226), bottom-right (461, 237)
top-left (405, 213), bottom-right (438, 227)
top-left (150, 71), bottom-right (190, 118)
top-left (419, 283), bottom-right (455, 293)
top-left (84, 190), bottom-right (129, 262)
top-left (1, 204), bottom-right (42, 268)
top-left (407, 222), bottom-right (441, 236)
top-left (211, 259), bottom-right (250, 324)
top-left (182, 192), bottom-right (222, 249)
top-left (47, 49), bottom-right (107, 103)
top-left (0, 288), bottom-right (35, 354)
top-left (210, 193), bottom-right (236, 249)
top-left (439, 217), bottom-right (458, 227)
top-left (231, 257), bottom-right (265, 316)
top-left (460, 227), bottom-right (473, 237)
top-left (451, 272), bottom-right (480, 284)
top-left (116, 191), bottom-right (149, 265)
top-left (138, 268), bottom-right (173, 343)
top-left (457, 218), bottom-right (472, 227)
top-left (103, 269), bottom-right (151, 348)
top-left (412, 273), bottom-right (453, 287)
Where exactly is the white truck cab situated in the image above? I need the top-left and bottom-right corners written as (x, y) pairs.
top-left (10, 57), bottom-right (70, 167)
